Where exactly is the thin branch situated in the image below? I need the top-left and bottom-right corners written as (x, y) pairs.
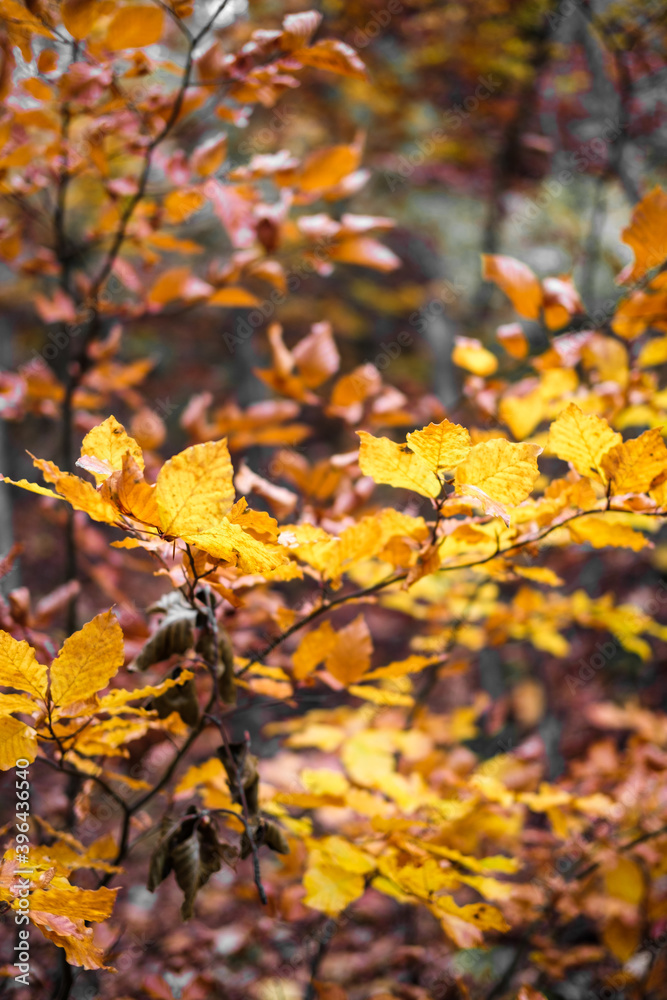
top-left (304, 918), bottom-right (338, 1000)
top-left (239, 504), bottom-right (667, 677)
top-left (405, 580), bottom-right (484, 728)
top-left (568, 822), bottom-right (667, 884)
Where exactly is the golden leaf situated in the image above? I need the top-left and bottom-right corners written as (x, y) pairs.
top-left (28, 883), bottom-right (117, 922)
top-left (291, 39), bottom-right (368, 80)
top-left (80, 416), bottom-right (144, 485)
top-left (568, 516), bottom-right (649, 551)
top-left (0, 477), bottom-right (60, 499)
top-left (482, 254), bottom-right (542, 319)
top-left (325, 615), bottom-right (373, 686)
top-left (99, 453), bottom-right (161, 527)
top-left (406, 419), bottom-right (471, 472)
top-left (30, 457), bottom-right (120, 524)
top-left (358, 431), bottom-right (441, 498)
top-left (600, 428), bottom-right (667, 495)
top-left (299, 144), bottom-right (361, 194)
top-left (547, 403), bottom-right (621, 481)
top-left (185, 520), bottom-right (287, 574)
top-left (303, 862), bottom-right (366, 915)
top-left (61, 0), bottom-right (114, 39)
top-left (50, 611), bottom-right (124, 709)
top-left (455, 439), bottom-right (541, 507)
top-left (104, 4), bottom-right (164, 49)
top-left (191, 135), bottom-right (228, 177)
top-left (0, 632), bottom-right (47, 700)
top-left (155, 439), bottom-right (235, 538)
top-left (0, 716), bottom-right (37, 770)
top-left (452, 337), bottom-right (498, 376)
top-left (617, 186), bottom-right (667, 284)
top-left (209, 286), bottom-right (261, 307)
top-left (292, 621), bottom-right (337, 680)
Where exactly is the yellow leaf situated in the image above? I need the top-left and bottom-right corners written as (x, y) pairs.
top-left (300, 769), bottom-right (349, 798)
top-left (364, 655), bottom-right (437, 681)
top-left (80, 416), bottom-right (144, 485)
top-left (568, 516), bottom-right (649, 551)
top-left (292, 621), bottom-right (337, 680)
top-left (406, 419), bottom-right (471, 472)
top-left (482, 254), bottom-right (542, 319)
top-left (603, 918), bottom-right (640, 963)
top-left (600, 428), bottom-right (667, 494)
top-left (0, 477), bottom-right (60, 500)
top-left (455, 439), bottom-right (541, 507)
top-left (303, 862), bottom-right (365, 915)
top-left (357, 431), bottom-right (441, 498)
top-left (638, 335), bottom-right (667, 368)
top-left (433, 895), bottom-right (509, 933)
top-left (316, 836), bottom-right (376, 874)
top-left (185, 520), bottom-right (287, 574)
top-left (36, 920), bottom-right (112, 971)
top-left (31, 457), bottom-right (120, 524)
top-left (96, 670), bottom-right (194, 712)
top-left (499, 390), bottom-right (544, 441)
top-left (0, 692), bottom-right (39, 716)
top-left (452, 337), bottom-right (498, 376)
top-left (286, 723), bottom-right (344, 752)
top-left (325, 615), bottom-right (373, 686)
top-left (0, 716), bottom-right (37, 770)
top-left (28, 883), bottom-right (117, 922)
top-left (514, 566), bottom-right (564, 586)
top-left (420, 843), bottom-right (519, 874)
top-left (104, 4), bottom-right (164, 49)
top-left (348, 683), bottom-right (413, 707)
top-left (547, 403), bottom-right (621, 481)
top-left (50, 611), bottom-right (124, 709)
top-left (156, 439), bottom-right (235, 538)
top-left (604, 857), bottom-right (643, 905)
top-left (99, 453), bottom-right (161, 527)
top-left (0, 632), bottom-right (47, 700)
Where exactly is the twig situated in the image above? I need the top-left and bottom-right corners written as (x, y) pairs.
top-left (405, 581), bottom-right (484, 728)
top-left (304, 918), bottom-right (338, 1000)
top-left (239, 505), bottom-right (667, 677)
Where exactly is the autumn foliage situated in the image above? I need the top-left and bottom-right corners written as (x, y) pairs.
top-left (2, 2), bottom-right (667, 1000)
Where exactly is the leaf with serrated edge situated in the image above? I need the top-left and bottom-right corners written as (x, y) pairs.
top-left (50, 611), bottom-right (124, 708)
top-left (406, 419), bottom-right (471, 472)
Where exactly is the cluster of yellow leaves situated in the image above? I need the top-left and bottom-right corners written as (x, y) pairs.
top-left (358, 419), bottom-right (541, 524)
top-left (0, 609), bottom-right (192, 769)
top-left (2, 415), bottom-right (290, 576)
top-left (0, 837), bottom-right (119, 969)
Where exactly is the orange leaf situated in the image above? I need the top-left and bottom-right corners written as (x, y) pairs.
top-left (293, 321), bottom-right (340, 387)
top-left (209, 287), bottom-right (261, 308)
top-left (62, 0), bottom-right (113, 39)
top-left (617, 186), bottom-right (667, 284)
top-left (191, 134), bottom-right (228, 177)
top-left (148, 267), bottom-right (213, 306)
top-left (330, 236), bottom-right (400, 272)
top-left (299, 144), bottom-right (361, 193)
top-left (325, 615), bottom-right (373, 686)
top-left (482, 254), bottom-right (542, 320)
top-left (104, 4), bottom-right (164, 50)
top-left (291, 39), bottom-right (368, 80)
